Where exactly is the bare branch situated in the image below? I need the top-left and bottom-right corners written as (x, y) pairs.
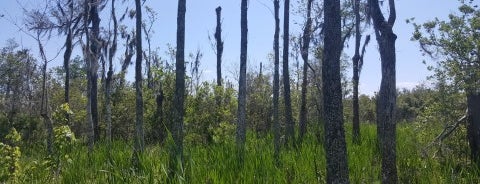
top-left (387, 0), bottom-right (396, 26)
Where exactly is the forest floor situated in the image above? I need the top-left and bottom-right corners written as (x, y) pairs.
top-left (8, 123), bottom-right (480, 183)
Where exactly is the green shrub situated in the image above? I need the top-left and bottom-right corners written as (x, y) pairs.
top-left (0, 128), bottom-right (22, 182)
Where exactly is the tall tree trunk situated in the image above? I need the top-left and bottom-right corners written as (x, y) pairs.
top-left (323, 0), bottom-right (350, 183)
top-left (352, 0), bottom-right (361, 144)
top-left (369, 0), bottom-right (398, 183)
top-left (84, 0), bottom-right (94, 152)
top-left (283, 0), bottom-right (295, 146)
top-left (237, 0), bottom-right (248, 160)
top-left (134, 0), bottom-right (145, 156)
top-left (170, 0), bottom-right (186, 177)
top-left (106, 0), bottom-right (118, 143)
top-left (215, 6), bottom-right (223, 87)
top-left (467, 93), bottom-right (480, 165)
top-left (38, 36), bottom-right (54, 156)
top-left (298, 0), bottom-right (313, 144)
top-left (272, 0), bottom-right (281, 163)
top-left (89, 0), bottom-right (100, 142)
top-left (64, 0), bottom-right (74, 124)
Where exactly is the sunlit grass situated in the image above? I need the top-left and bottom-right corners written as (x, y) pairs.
top-left (12, 123), bottom-right (480, 183)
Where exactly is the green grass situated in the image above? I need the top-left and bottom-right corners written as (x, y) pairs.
top-left (10, 124), bottom-right (480, 183)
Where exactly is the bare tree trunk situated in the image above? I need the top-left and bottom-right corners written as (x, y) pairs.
top-left (283, 0), bottom-right (295, 146)
top-left (120, 35), bottom-right (134, 88)
top-left (84, 0), bottom-right (94, 152)
top-left (369, 0), bottom-right (398, 183)
top-left (63, 0), bottom-right (74, 125)
top-left (38, 36), bottom-right (54, 156)
top-left (215, 6), bottom-right (223, 87)
top-left (467, 93), bottom-right (480, 166)
top-left (170, 0), bottom-right (186, 178)
top-left (89, 0), bottom-right (101, 142)
top-left (145, 46), bottom-right (153, 90)
top-left (323, 0), bottom-right (350, 183)
top-left (144, 21), bottom-right (153, 90)
top-left (134, 0), bottom-right (145, 156)
top-left (272, 0), bottom-right (281, 163)
top-left (298, 0), bottom-right (313, 144)
top-left (237, 0), bottom-right (248, 160)
top-left (106, 0), bottom-right (118, 143)
top-left (352, 0), bottom-right (361, 144)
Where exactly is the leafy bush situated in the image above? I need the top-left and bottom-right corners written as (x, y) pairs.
top-left (0, 128), bottom-right (21, 182)
top-left (49, 125), bottom-right (76, 173)
top-left (52, 103), bottom-right (74, 126)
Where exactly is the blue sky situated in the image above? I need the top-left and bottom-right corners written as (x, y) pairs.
top-left (0, 0), bottom-right (465, 95)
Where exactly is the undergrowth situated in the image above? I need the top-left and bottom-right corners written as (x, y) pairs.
top-left (8, 123), bottom-right (480, 183)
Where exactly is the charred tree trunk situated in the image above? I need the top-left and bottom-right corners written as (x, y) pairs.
top-left (38, 36), bottom-right (54, 156)
top-left (352, 0), bottom-right (361, 144)
top-left (89, 0), bottom-right (101, 142)
top-left (134, 0), bottom-right (145, 155)
top-left (84, 0), bottom-right (94, 152)
top-left (323, 0), bottom-right (350, 183)
top-left (272, 0), bottom-right (281, 163)
top-left (106, 0), bottom-right (118, 143)
top-left (369, 0), bottom-right (398, 182)
top-left (63, 0), bottom-right (74, 124)
top-left (170, 0), bottom-right (186, 177)
top-left (237, 0), bottom-right (248, 160)
top-left (215, 6), bottom-right (223, 87)
top-left (283, 0), bottom-right (295, 146)
top-left (298, 0), bottom-right (313, 144)
top-left (467, 93), bottom-right (480, 165)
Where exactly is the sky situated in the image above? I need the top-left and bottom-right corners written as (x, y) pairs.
top-left (0, 0), bottom-right (468, 95)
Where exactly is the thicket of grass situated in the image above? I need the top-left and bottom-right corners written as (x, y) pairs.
top-left (11, 124), bottom-right (480, 183)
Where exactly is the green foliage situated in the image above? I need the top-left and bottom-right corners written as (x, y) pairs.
top-left (0, 128), bottom-right (22, 182)
top-left (52, 103), bottom-right (74, 126)
top-left (39, 125), bottom-right (77, 176)
top-left (212, 122), bottom-right (236, 144)
top-left (53, 125), bottom-right (76, 156)
top-left (6, 124), bottom-right (479, 183)
top-left (184, 82), bottom-right (236, 145)
top-left (396, 85), bottom-right (436, 123)
top-left (246, 71), bottom-right (272, 135)
top-left (410, 0), bottom-right (480, 94)
top-left (5, 128), bottom-right (21, 145)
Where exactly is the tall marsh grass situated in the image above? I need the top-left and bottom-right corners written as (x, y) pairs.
top-left (12, 124), bottom-right (480, 183)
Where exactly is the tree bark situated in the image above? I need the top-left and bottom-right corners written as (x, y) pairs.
top-left (467, 93), bottom-right (480, 165)
top-left (272, 0), bottom-right (281, 163)
top-left (106, 0), bottom-right (118, 143)
top-left (299, 0), bottom-right (313, 144)
top-left (170, 0), bottom-right (186, 177)
top-left (134, 0), bottom-right (145, 155)
top-left (323, 0), bottom-right (350, 183)
top-left (63, 0), bottom-right (74, 124)
top-left (283, 0), bottom-right (295, 146)
top-left (237, 0), bottom-right (248, 159)
top-left (369, 0), bottom-right (398, 183)
top-left (89, 0), bottom-right (101, 142)
top-left (215, 6), bottom-right (223, 87)
top-left (352, 0), bottom-right (361, 144)
top-left (154, 86), bottom-right (165, 143)
top-left (38, 37), bottom-right (54, 156)
top-left (84, 0), bottom-right (94, 152)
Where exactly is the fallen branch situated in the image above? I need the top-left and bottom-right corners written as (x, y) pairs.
top-left (422, 111), bottom-right (467, 157)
